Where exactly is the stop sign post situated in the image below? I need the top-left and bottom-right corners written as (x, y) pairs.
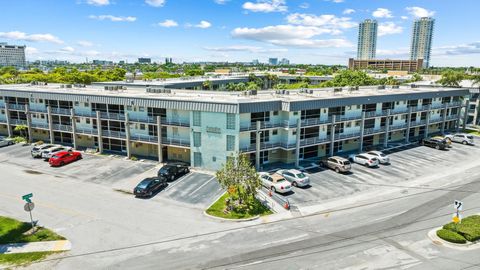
top-left (22, 193), bottom-right (35, 231)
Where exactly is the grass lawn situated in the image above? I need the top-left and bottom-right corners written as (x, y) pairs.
top-left (206, 193), bottom-right (272, 219)
top-left (437, 215), bottom-right (480, 244)
top-left (0, 216), bottom-right (65, 245)
top-left (466, 129), bottom-right (480, 136)
top-left (0, 251), bottom-right (59, 267)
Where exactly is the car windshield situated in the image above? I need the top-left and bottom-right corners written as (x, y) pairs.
top-left (136, 180), bottom-right (151, 189)
top-left (296, 173), bottom-right (306, 178)
top-left (159, 167), bottom-right (172, 174)
top-left (343, 161), bottom-right (351, 165)
top-left (51, 155), bottom-right (59, 159)
top-left (467, 135), bottom-right (474, 139)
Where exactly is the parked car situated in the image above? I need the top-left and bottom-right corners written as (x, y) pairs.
top-left (277, 169), bottom-right (310, 187)
top-left (348, 153), bottom-right (379, 167)
top-left (445, 133), bottom-right (475, 145)
top-left (432, 136), bottom-right (452, 148)
top-left (31, 144), bottom-right (57, 158)
top-left (421, 137), bottom-right (447, 150)
top-left (0, 137), bottom-right (14, 147)
top-left (157, 163), bottom-right (189, 182)
top-left (133, 177), bottom-right (167, 197)
top-left (41, 146), bottom-right (72, 160)
top-left (259, 172), bottom-right (292, 194)
top-left (49, 151), bottom-right (82, 167)
top-left (319, 156), bottom-right (352, 173)
top-left (365, 151), bottom-right (390, 164)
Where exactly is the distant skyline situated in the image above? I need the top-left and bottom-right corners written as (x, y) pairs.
top-left (1, 0), bottom-right (479, 66)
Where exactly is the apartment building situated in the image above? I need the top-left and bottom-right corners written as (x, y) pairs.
top-left (0, 43), bottom-right (26, 68)
top-left (0, 83), bottom-right (469, 171)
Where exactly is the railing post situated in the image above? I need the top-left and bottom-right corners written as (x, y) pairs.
top-left (330, 115), bottom-right (335, 157)
top-left (256, 121), bottom-right (261, 171)
top-left (70, 108), bottom-right (78, 149)
top-left (295, 118), bottom-right (301, 168)
top-left (96, 111), bottom-right (103, 154)
top-left (463, 100), bottom-right (470, 131)
top-left (384, 109), bottom-right (391, 148)
top-left (406, 106), bottom-right (412, 143)
top-left (25, 105), bottom-right (33, 143)
top-left (359, 111), bottom-right (365, 152)
top-left (425, 104), bottom-right (431, 138)
top-left (47, 106), bottom-right (54, 144)
top-left (441, 103), bottom-right (448, 134)
top-left (157, 116), bottom-right (163, 163)
top-left (125, 113), bottom-right (131, 159)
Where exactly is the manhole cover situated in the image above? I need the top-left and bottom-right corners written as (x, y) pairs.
top-left (24, 170), bottom-right (42, 175)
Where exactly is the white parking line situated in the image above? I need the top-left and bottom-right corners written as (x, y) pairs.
top-left (188, 176), bottom-right (216, 196)
top-left (260, 233), bottom-right (309, 246)
top-left (164, 173), bottom-right (193, 192)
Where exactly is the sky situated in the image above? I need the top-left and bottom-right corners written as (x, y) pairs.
top-left (1, 0), bottom-right (479, 67)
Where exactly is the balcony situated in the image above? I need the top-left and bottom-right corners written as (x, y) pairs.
top-left (337, 114), bottom-right (362, 122)
top-left (8, 104), bottom-right (26, 111)
top-left (76, 127), bottom-right (98, 135)
top-left (10, 119), bottom-right (27, 126)
top-left (100, 111), bottom-right (126, 121)
top-left (51, 107), bottom-right (71, 115)
top-left (300, 136), bottom-right (330, 147)
top-left (389, 123), bottom-right (407, 131)
top-left (334, 131), bottom-right (361, 140)
top-left (364, 110), bottom-right (388, 118)
top-left (411, 105), bottom-right (430, 112)
top-left (161, 118), bottom-right (190, 127)
top-left (129, 115), bottom-right (155, 124)
top-left (0, 118), bottom-right (7, 124)
top-left (446, 115), bottom-right (459, 121)
top-left (301, 117), bottom-right (332, 127)
top-left (102, 130), bottom-right (126, 139)
top-left (30, 107), bottom-right (47, 113)
top-left (52, 124), bottom-right (73, 132)
top-left (130, 134), bottom-right (158, 143)
top-left (391, 107), bottom-right (409, 114)
top-left (75, 110), bottom-right (97, 118)
top-left (161, 137), bottom-right (190, 147)
top-left (411, 120), bottom-right (427, 127)
top-left (240, 121), bottom-right (282, 131)
top-left (0, 103), bottom-right (5, 109)
top-left (240, 141), bottom-right (282, 152)
top-left (31, 122), bottom-right (49, 129)
top-left (448, 101), bottom-right (462, 108)
top-left (363, 126), bottom-right (386, 135)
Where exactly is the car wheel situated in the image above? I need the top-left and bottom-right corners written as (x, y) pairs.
top-left (60, 161), bottom-right (65, 166)
top-left (292, 182), bottom-right (298, 187)
top-left (435, 145), bottom-right (440, 150)
top-left (186, 168), bottom-right (190, 173)
top-left (270, 186), bottom-right (276, 193)
top-left (462, 141), bottom-right (467, 145)
top-left (171, 175), bottom-right (175, 181)
top-left (77, 155), bottom-right (82, 160)
top-left (335, 167), bottom-right (340, 173)
top-left (421, 141), bottom-right (425, 146)
top-left (319, 162), bottom-right (325, 168)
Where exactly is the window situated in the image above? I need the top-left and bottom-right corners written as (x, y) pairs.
top-left (173, 127), bottom-right (179, 136)
top-left (273, 111), bottom-right (279, 116)
top-left (226, 113), bottom-right (236, 130)
top-left (293, 130), bottom-right (297, 136)
top-left (212, 156), bottom-right (216, 162)
top-left (193, 152), bottom-right (202, 167)
top-left (140, 124), bottom-right (145, 130)
top-left (84, 102), bottom-right (89, 107)
top-left (346, 122), bottom-right (351, 128)
top-left (193, 132), bottom-right (201, 147)
top-left (293, 112), bottom-right (299, 115)
top-left (193, 111), bottom-right (201, 126)
top-left (86, 118), bottom-right (90, 124)
top-left (226, 135), bottom-right (235, 151)
top-left (272, 130), bottom-right (278, 135)
top-left (74, 101), bottom-right (79, 106)
top-left (76, 118), bottom-right (80, 123)
top-left (126, 105), bottom-right (132, 111)
top-left (138, 106), bottom-right (145, 112)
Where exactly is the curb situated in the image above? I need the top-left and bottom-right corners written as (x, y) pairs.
top-left (0, 240), bottom-right (72, 254)
top-left (202, 211), bottom-right (260, 222)
top-left (428, 227), bottom-right (480, 250)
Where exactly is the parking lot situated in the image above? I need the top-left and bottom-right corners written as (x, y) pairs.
top-left (276, 141), bottom-right (480, 207)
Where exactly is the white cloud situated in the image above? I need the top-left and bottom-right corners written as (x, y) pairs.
top-left (242, 0), bottom-right (287, 13)
top-left (214, 0), bottom-right (229, 4)
top-left (343, 8), bottom-right (355, 15)
top-left (434, 42), bottom-right (480, 56)
top-left (299, 2), bottom-right (309, 9)
top-left (89, 15), bottom-right (137, 22)
top-left (61, 46), bottom-right (75, 53)
top-left (0, 31), bottom-right (63, 44)
top-left (325, 0), bottom-right (344, 3)
top-left (77, 40), bottom-right (94, 47)
top-left (86, 0), bottom-right (110, 6)
top-left (25, 47), bottom-right (39, 55)
top-left (286, 13), bottom-right (356, 30)
top-left (378, 22), bottom-right (403, 36)
top-left (157, 19), bottom-right (178, 27)
top-left (372, 8), bottom-right (393, 18)
top-left (145, 0), bottom-right (166, 7)
top-left (401, 16), bottom-right (409, 20)
top-left (406, 7), bottom-right (435, 18)
top-left (194, 20), bottom-right (212, 29)
top-left (231, 25), bottom-right (352, 48)
top-left (204, 45), bottom-right (287, 53)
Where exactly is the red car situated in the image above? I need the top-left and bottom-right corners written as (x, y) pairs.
top-left (49, 151), bottom-right (82, 167)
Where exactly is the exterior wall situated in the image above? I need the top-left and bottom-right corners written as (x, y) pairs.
top-left (76, 134), bottom-right (96, 149)
top-left (32, 129), bottom-right (50, 142)
top-left (390, 131), bottom-right (405, 142)
top-left (168, 147), bottom-right (190, 163)
top-left (131, 142), bottom-right (158, 158)
top-left (342, 139), bottom-right (360, 152)
top-left (0, 124), bottom-right (9, 136)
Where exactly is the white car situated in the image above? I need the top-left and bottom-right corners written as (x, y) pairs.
top-left (0, 137), bottom-right (14, 147)
top-left (445, 133), bottom-right (475, 145)
top-left (277, 169), bottom-right (310, 187)
top-left (41, 146), bottom-right (72, 160)
top-left (348, 153), bottom-right (379, 167)
top-left (31, 144), bottom-right (57, 158)
top-left (259, 172), bottom-right (292, 194)
top-left (365, 151), bottom-right (390, 164)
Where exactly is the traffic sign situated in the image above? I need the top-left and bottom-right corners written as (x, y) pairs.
top-left (22, 193), bottom-right (33, 203)
top-left (453, 216), bottom-right (460, 223)
top-left (24, 202), bottom-right (35, 212)
top-left (454, 200), bottom-right (463, 211)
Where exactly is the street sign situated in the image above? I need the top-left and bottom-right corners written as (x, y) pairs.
top-left (453, 215), bottom-right (461, 224)
top-left (454, 200), bottom-right (463, 211)
top-left (22, 193), bottom-right (33, 203)
top-left (24, 202), bottom-right (35, 212)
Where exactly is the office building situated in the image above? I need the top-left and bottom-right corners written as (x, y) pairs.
top-left (92, 60), bottom-right (113, 66)
top-left (0, 43), bottom-right (26, 68)
top-left (252, 59), bottom-right (259, 65)
top-left (138, 58), bottom-right (152, 64)
top-left (410, 17), bottom-right (435, 68)
top-left (268, 58), bottom-right (278, 65)
top-left (0, 81), bottom-right (469, 171)
top-left (348, 58), bottom-right (424, 73)
top-left (279, 58), bottom-right (290, 65)
top-left (357, 19), bottom-right (378, 60)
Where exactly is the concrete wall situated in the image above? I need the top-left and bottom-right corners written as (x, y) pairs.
top-left (168, 147), bottom-right (190, 163)
top-left (0, 124), bottom-right (8, 136)
top-left (131, 142), bottom-right (158, 158)
top-left (32, 129), bottom-right (50, 142)
top-left (76, 134), bottom-right (96, 149)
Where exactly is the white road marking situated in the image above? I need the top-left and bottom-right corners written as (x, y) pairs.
top-left (164, 173), bottom-right (193, 192)
top-left (371, 210), bottom-right (407, 223)
top-left (260, 233), bottom-right (309, 246)
top-left (188, 176), bottom-right (216, 196)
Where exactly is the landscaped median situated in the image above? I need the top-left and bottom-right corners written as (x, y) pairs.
top-left (0, 216), bottom-right (69, 267)
top-left (205, 192), bottom-right (272, 221)
top-left (432, 215), bottom-right (480, 247)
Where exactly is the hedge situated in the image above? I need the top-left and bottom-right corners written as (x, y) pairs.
top-left (437, 229), bottom-right (467, 244)
top-left (442, 215), bottom-right (480, 243)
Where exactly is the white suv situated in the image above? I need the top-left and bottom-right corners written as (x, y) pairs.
top-left (365, 151), bottom-right (390, 164)
top-left (348, 153), bottom-right (379, 167)
top-left (41, 146), bottom-right (72, 160)
top-left (445, 133), bottom-right (475, 145)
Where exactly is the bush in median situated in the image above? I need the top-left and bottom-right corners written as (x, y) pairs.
top-left (442, 215), bottom-right (480, 243)
top-left (436, 229), bottom-right (467, 244)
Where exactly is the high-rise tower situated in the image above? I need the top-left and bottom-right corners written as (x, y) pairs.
top-left (410, 17), bottom-right (435, 68)
top-left (357, 19), bottom-right (378, 60)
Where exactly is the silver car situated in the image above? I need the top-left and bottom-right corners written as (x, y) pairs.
top-left (445, 133), bottom-right (475, 145)
top-left (365, 151), bottom-right (390, 164)
top-left (31, 144), bottom-right (57, 158)
top-left (0, 137), bottom-right (14, 147)
top-left (41, 146), bottom-right (72, 160)
top-left (348, 153), bottom-right (379, 167)
top-left (277, 169), bottom-right (310, 187)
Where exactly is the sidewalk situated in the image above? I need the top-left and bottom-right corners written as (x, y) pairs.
top-left (0, 240), bottom-right (71, 254)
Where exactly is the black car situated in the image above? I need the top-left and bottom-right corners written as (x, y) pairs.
top-left (421, 137), bottom-right (447, 150)
top-left (157, 163), bottom-right (190, 182)
top-left (133, 177), bottom-right (167, 197)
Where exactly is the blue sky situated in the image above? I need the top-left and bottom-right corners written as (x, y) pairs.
top-left (1, 0), bottom-right (479, 66)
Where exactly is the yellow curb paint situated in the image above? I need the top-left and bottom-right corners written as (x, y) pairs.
top-left (53, 240), bottom-right (67, 251)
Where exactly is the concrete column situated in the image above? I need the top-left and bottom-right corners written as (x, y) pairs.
top-left (4, 102), bottom-right (13, 137)
top-left (463, 100), bottom-right (470, 130)
top-left (96, 111), bottom-right (103, 153)
top-left (156, 116), bottom-right (163, 163)
top-left (255, 121), bottom-right (261, 171)
top-left (405, 107), bottom-right (413, 143)
top-left (295, 118), bottom-right (301, 168)
top-left (425, 104), bottom-right (431, 138)
top-left (125, 113), bottom-right (131, 158)
top-left (456, 103), bottom-right (462, 133)
top-left (441, 103), bottom-right (448, 134)
top-left (358, 111), bottom-right (365, 152)
top-left (329, 115), bottom-right (336, 157)
top-left (384, 109), bottom-right (391, 148)
top-left (47, 106), bottom-right (54, 144)
top-left (70, 108), bottom-right (77, 149)
top-left (25, 105), bottom-right (33, 143)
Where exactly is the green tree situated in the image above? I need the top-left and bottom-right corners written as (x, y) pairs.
top-left (202, 80), bottom-right (212, 90)
top-left (14, 124), bottom-right (28, 140)
top-left (246, 81), bottom-right (260, 91)
top-left (437, 70), bottom-right (464, 87)
top-left (215, 153), bottom-right (261, 206)
top-left (472, 75), bottom-right (480, 87)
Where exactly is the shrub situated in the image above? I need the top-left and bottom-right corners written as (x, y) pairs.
top-left (130, 156), bottom-right (138, 161)
top-left (11, 136), bottom-right (26, 144)
top-left (437, 229), bottom-right (467, 244)
top-left (35, 140), bottom-right (44, 146)
top-left (443, 215), bottom-right (480, 242)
